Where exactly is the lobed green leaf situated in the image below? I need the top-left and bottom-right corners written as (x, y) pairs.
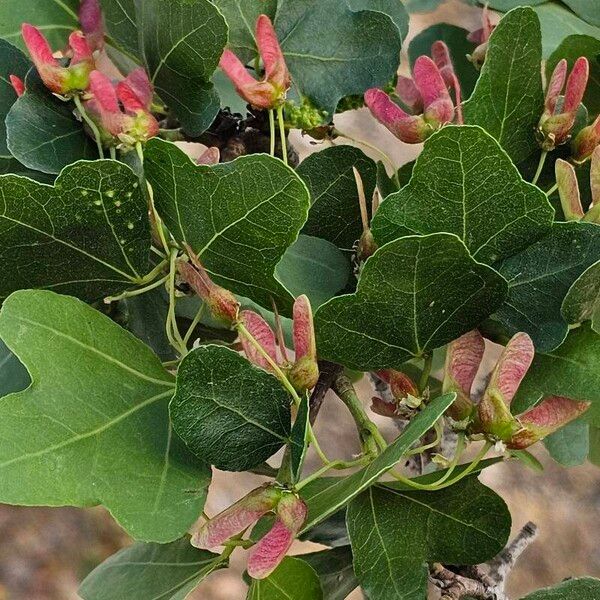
top-left (144, 138), bottom-right (310, 315)
top-left (0, 290), bottom-right (209, 542)
top-left (372, 126), bottom-right (553, 265)
top-left (315, 233), bottom-right (508, 371)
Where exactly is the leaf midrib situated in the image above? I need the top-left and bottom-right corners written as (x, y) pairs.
top-left (0, 389), bottom-right (173, 469)
top-left (13, 315), bottom-right (174, 387)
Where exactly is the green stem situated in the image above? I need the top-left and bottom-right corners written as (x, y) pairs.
top-left (109, 146), bottom-right (117, 160)
top-left (390, 440), bottom-right (492, 491)
top-left (104, 273), bottom-right (168, 304)
top-left (74, 94), bottom-right (104, 159)
top-left (546, 182), bottom-right (559, 196)
top-left (182, 302), bottom-right (206, 348)
top-left (295, 456), bottom-right (370, 491)
top-left (136, 258), bottom-right (170, 285)
top-left (333, 374), bottom-right (387, 454)
top-left (308, 424), bottom-right (331, 465)
top-left (532, 150), bottom-right (548, 186)
top-left (136, 142), bottom-right (171, 257)
top-left (151, 246), bottom-right (167, 259)
top-left (419, 353), bottom-right (433, 394)
top-left (405, 420), bottom-right (442, 456)
top-left (269, 109), bottom-right (276, 157)
top-left (277, 105), bottom-right (288, 166)
top-left (166, 248), bottom-right (186, 355)
top-left (427, 432), bottom-right (466, 487)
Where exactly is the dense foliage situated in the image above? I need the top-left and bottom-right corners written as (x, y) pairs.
top-left (0, 0), bottom-right (599, 598)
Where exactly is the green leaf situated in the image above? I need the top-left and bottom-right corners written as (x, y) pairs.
top-left (299, 393), bottom-right (455, 534)
top-left (514, 325), bottom-right (600, 414)
top-left (0, 290), bottom-right (210, 542)
top-left (463, 7), bottom-right (544, 163)
top-left (247, 557), bottom-right (323, 600)
top-left (372, 126), bottom-right (553, 265)
top-left (347, 478), bottom-right (511, 600)
top-left (100, 0), bottom-right (139, 57)
top-left (534, 3), bottom-right (600, 58)
top-left (547, 35), bottom-right (600, 117)
top-left (79, 537), bottom-right (224, 600)
top-left (0, 159), bottom-right (151, 302)
top-left (6, 72), bottom-right (98, 174)
top-left (276, 235), bottom-right (351, 309)
top-left (211, 0), bottom-right (278, 64)
top-left (0, 339), bottom-right (29, 397)
top-left (144, 138), bottom-right (310, 315)
top-left (0, 0), bottom-right (79, 50)
top-left (290, 394), bottom-right (310, 483)
top-left (409, 24), bottom-right (479, 97)
top-left (315, 233), bottom-right (508, 371)
top-left (493, 222), bottom-right (600, 352)
top-left (137, 0), bottom-right (228, 135)
top-left (171, 345), bottom-right (291, 472)
top-left (544, 418), bottom-right (589, 466)
top-left (589, 426), bottom-right (600, 466)
top-left (562, 260), bottom-right (600, 334)
top-left (345, 0), bottom-right (409, 40)
top-left (0, 40), bottom-right (30, 163)
top-left (520, 578), bottom-right (600, 599)
top-left (275, 0), bottom-right (403, 117)
top-left (562, 0), bottom-right (600, 27)
top-left (302, 546), bottom-right (359, 600)
top-left (297, 145), bottom-right (377, 251)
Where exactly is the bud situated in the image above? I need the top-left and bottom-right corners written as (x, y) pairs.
top-left (197, 146), bottom-right (221, 165)
top-left (538, 57), bottom-right (589, 151)
top-left (239, 310), bottom-right (279, 370)
top-left (572, 114), bottom-right (600, 163)
top-left (555, 159), bottom-right (584, 220)
top-left (247, 492), bottom-right (307, 579)
top-left (9, 75), bottom-right (24, 97)
top-left (365, 56), bottom-right (453, 144)
top-left (443, 330), bottom-right (484, 421)
top-left (85, 69), bottom-right (159, 147)
top-left (21, 24), bottom-right (93, 95)
top-left (288, 295), bottom-right (319, 391)
top-left (477, 332), bottom-right (534, 440)
top-left (191, 485), bottom-right (281, 550)
top-left (219, 14), bottom-right (289, 110)
top-left (364, 88), bottom-right (433, 144)
top-left (288, 355), bottom-right (319, 393)
top-left (377, 369), bottom-right (419, 400)
top-left (395, 75), bottom-right (423, 113)
top-left (177, 247), bottom-right (239, 326)
top-left (79, 0), bottom-right (105, 51)
top-left (431, 40), bottom-right (463, 123)
top-left (508, 396), bottom-right (590, 449)
top-left (414, 56), bottom-right (455, 126)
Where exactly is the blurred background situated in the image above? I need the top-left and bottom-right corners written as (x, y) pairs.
top-left (1, 1), bottom-right (599, 598)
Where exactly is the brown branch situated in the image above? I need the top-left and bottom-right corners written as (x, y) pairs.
top-left (430, 521), bottom-right (539, 600)
top-left (430, 564), bottom-right (494, 599)
top-left (308, 360), bottom-right (343, 424)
